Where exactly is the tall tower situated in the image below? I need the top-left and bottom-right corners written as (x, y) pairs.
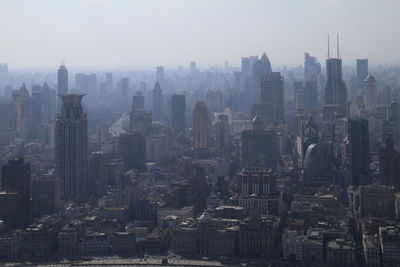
top-left (57, 63), bottom-right (68, 111)
top-left (260, 72), bottom-right (284, 126)
top-left (55, 94), bottom-right (88, 201)
top-left (171, 94), bottom-right (186, 133)
top-left (152, 82), bottom-right (162, 121)
top-left (356, 59), bottom-right (368, 91)
top-left (193, 101), bottom-right (209, 150)
top-left (323, 34), bottom-right (348, 120)
top-left (364, 76), bottom-right (377, 113)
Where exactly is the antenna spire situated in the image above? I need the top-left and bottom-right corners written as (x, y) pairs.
top-left (337, 33), bottom-right (340, 58)
top-left (327, 33), bottom-right (330, 59)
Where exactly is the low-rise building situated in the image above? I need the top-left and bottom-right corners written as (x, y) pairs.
top-left (326, 238), bottom-right (355, 266)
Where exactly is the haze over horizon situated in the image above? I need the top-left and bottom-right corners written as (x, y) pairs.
top-left (1, 0), bottom-right (399, 69)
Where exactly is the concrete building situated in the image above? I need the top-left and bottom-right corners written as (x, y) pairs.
top-left (326, 238), bottom-right (355, 266)
top-left (55, 94), bottom-right (88, 201)
top-left (260, 72), bottom-right (284, 126)
top-left (193, 101), bottom-right (209, 150)
top-left (57, 63), bottom-right (68, 111)
top-left (360, 184), bottom-right (395, 218)
top-left (31, 174), bottom-right (61, 219)
top-left (379, 225), bottom-right (400, 267)
top-left (171, 94), bottom-right (186, 133)
top-left (153, 82), bottom-right (163, 122)
top-left (282, 229), bottom-right (303, 261)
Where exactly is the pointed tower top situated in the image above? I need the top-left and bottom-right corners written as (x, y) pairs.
top-left (327, 33), bottom-right (330, 59)
top-left (260, 52), bottom-right (270, 64)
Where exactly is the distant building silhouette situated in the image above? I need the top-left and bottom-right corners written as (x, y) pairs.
top-left (152, 82), bottom-right (163, 122)
top-left (171, 94), bottom-right (186, 133)
top-left (31, 173), bottom-right (61, 219)
top-left (379, 134), bottom-right (400, 191)
top-left (118, 132), bottom-right (146, 172)
top-left (356, 59), bottom-right (368, 91)
top-left (260, 72), bottom-right (284, 126)
top-left (57, 63), bottom-right (68, 111)
top-left (193, 101), bottom-right (209, 150)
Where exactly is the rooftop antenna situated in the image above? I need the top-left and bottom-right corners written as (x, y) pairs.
top-left (337, 33), bottom-right (340, 59)
top-left (327, 33), bottom-right (330, 59)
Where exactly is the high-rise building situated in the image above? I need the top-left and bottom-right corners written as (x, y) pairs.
top-left (11, 83), bottom-right (32, 139)
top-left (215, 114), bottom-right (229, 156)
top-left (237, 168), bottom-right (276, 196)
top-left (304, 52), bottom-right (321, 80)
top-left (260, 72), bottom-right (284, 126)
top-left (2, 158), bottom-right (31, 225)
top-left (57, 63), bottom-right (68, 111)
top-left (118, 77), bottom-right (130, 107)
top-left (131, 92), bottom-right (145, 111)
top-left (171, 94), bottom-right (186, 133)
top-left (364, 76), bottom-right (377, 113)
top-left (0, 63), bottom-right (8, 92)
top-left (360, 184), bottom-right (394, 218)
top-left (118, 132), bottom-right (146, 171)
top-left (193, 101), bottom-right (209, 150)
top-left (31, 174), bottom-right (61, 219)
top-left (156, 66), bottom-right (165, 83)
top-left (242, 116), bottom-right (278, 171)
top-left (356, 59), bottom-right (368, 91)
top-left (152, 82), bottom-right (163, 121)
top-left (347, 118), bottom-right (370, 185)
top-left (379, 134), bottom-right (400, 191)
top-left (323, 58), bottom-right (348, 120)
top-left (304, 80), bottom-right (318, 113)
top-left (55, 94), bottom-right (88, 201)
top-left (130, 110), bottom-right (152, 136)
top-left (75, 73), bottom-right (97, 95)
top-left (89, 152), bottom-right (107, 197)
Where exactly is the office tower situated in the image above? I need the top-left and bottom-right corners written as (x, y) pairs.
top-left (304, 52), bottom-right (321, 80)
top-left (294, 81), bottom-right (304, 110)
top-left (57, 63), bottom-right (68, 111)
top-left (359, 184), bottom-right (394, 218)
top-left (379, 134), bottom-right (400, 191)
top-left (31, 85), bottom-right (44, 127)
top-left (117, 77), bottom-right (130, 108)
top-left (118, 132), bottom-right (146, 171)
top-left (215, 114), bottom-right (229, 156)
top-left (132, 92), bottom-right (145, 111)
top-left (130, 110), bottom-right (152, 136)
top-left (156, 66), bottom-right (165, 83)
top-left (56, 94), bottom-right (88, 201)
top-left (190, 62), bottom-right (197, 77)
top-left (323, 57), bottom-right (348, 120)
top-left (364, 76), bottom-right (377, 113)
top-left (11, 83), bottom-right (32, 139)
top-left (347, 118), bottom-right (370, 185)
top-left (31, 174), bottom-right (61, 218)
top-left (2, 158), bottom-right (31, 225)
top-left (242, 116), bottom-right (278, 171)
top-left (237, 168), bottom-right (276, 196)
top-left (171, 94), bottom-right (186, 133)
top-left (260, 72), bottom-right (284, 126)
top-left (89, 152), bottom-right (107, 197)
top-left (297, 117), bottom-right (318, 166)
top-left (241, 57), bottom-right (251, 78)
top-left (0, 99), bottom-right (12, 128)
top-left (304, 80), bottom-right (318, 112)
top-left (106, 73), bottom-right (113, 92)
top-left (356, 59), bottom-right (368, 90)
top-left (303, 143), bottom-right (334, 186)
top-left (193, 101), bottom-right (209, 150)
top-left (252, 52), bottom-right (272, 79)
top-left (152, 82), bottom-right (163, 121)
top-left (42, 82), bottom-right (56, 122)
top-left (75, 73), bottom-right (97, 94)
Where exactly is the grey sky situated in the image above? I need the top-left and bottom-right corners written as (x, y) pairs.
top-left (0, 0), bottom-right (399, 69)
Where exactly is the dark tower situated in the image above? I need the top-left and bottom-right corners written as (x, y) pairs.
top-left (56, 94), bottom-right (88, 201)
top-left (348, 118), bottom-right (370, 185)
top-left (2, 158), bottom-right (31, 225)
top-left (171, 94), bottom-right (186, 133)
top-left (57, 62), bottom-right (68, 111)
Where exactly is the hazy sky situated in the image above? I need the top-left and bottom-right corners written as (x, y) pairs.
top-left (0, 0), bottom-right (399, 69)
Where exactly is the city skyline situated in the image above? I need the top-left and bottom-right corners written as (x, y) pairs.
top-left (0, 0), bottom-right (399, 69)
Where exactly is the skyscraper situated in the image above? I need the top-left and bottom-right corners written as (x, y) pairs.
top-left (304, 52), bottom-right (321, 80)
top-left (2, 158), bottom-right (31, 225)
top-left (347, 118), bottom-right (370, 185)
top-left (57, 63), bottom-right (68, 110)
top-left (242, 116), bottom-right (278, 171)
top-left (323, 58), bottom-right (348, 120)
top-left (260, 72), bottom-right (284, 126)
top-left (379, 134), bottom-right (400, 191)
top-left (171, 94), bottom-right (186, 133)
top-left (55, 94), bottom-right (88, 201)
top-left (156, 66), bottom-right (165, 83)
top-left (118, 132), bottom-right (146, 171)
top-left (12, 83), bottom-right (32, 139)
top-left (152, 82), bottom-right (163, 121)
top-left (106, 73), bottom-right (113, 92)
top-left (304, 80), bottom-right (318, 113)
top-left (364, 76), bottom-right (377, 113)
top-left (89, 151), bottom-right (107, 197)
top-left (356, 59), bottom-right (368, 91)
top-left (193, 101), bottom-right (209, 150)
top-left (31, 173), bottom-right (61, 219)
